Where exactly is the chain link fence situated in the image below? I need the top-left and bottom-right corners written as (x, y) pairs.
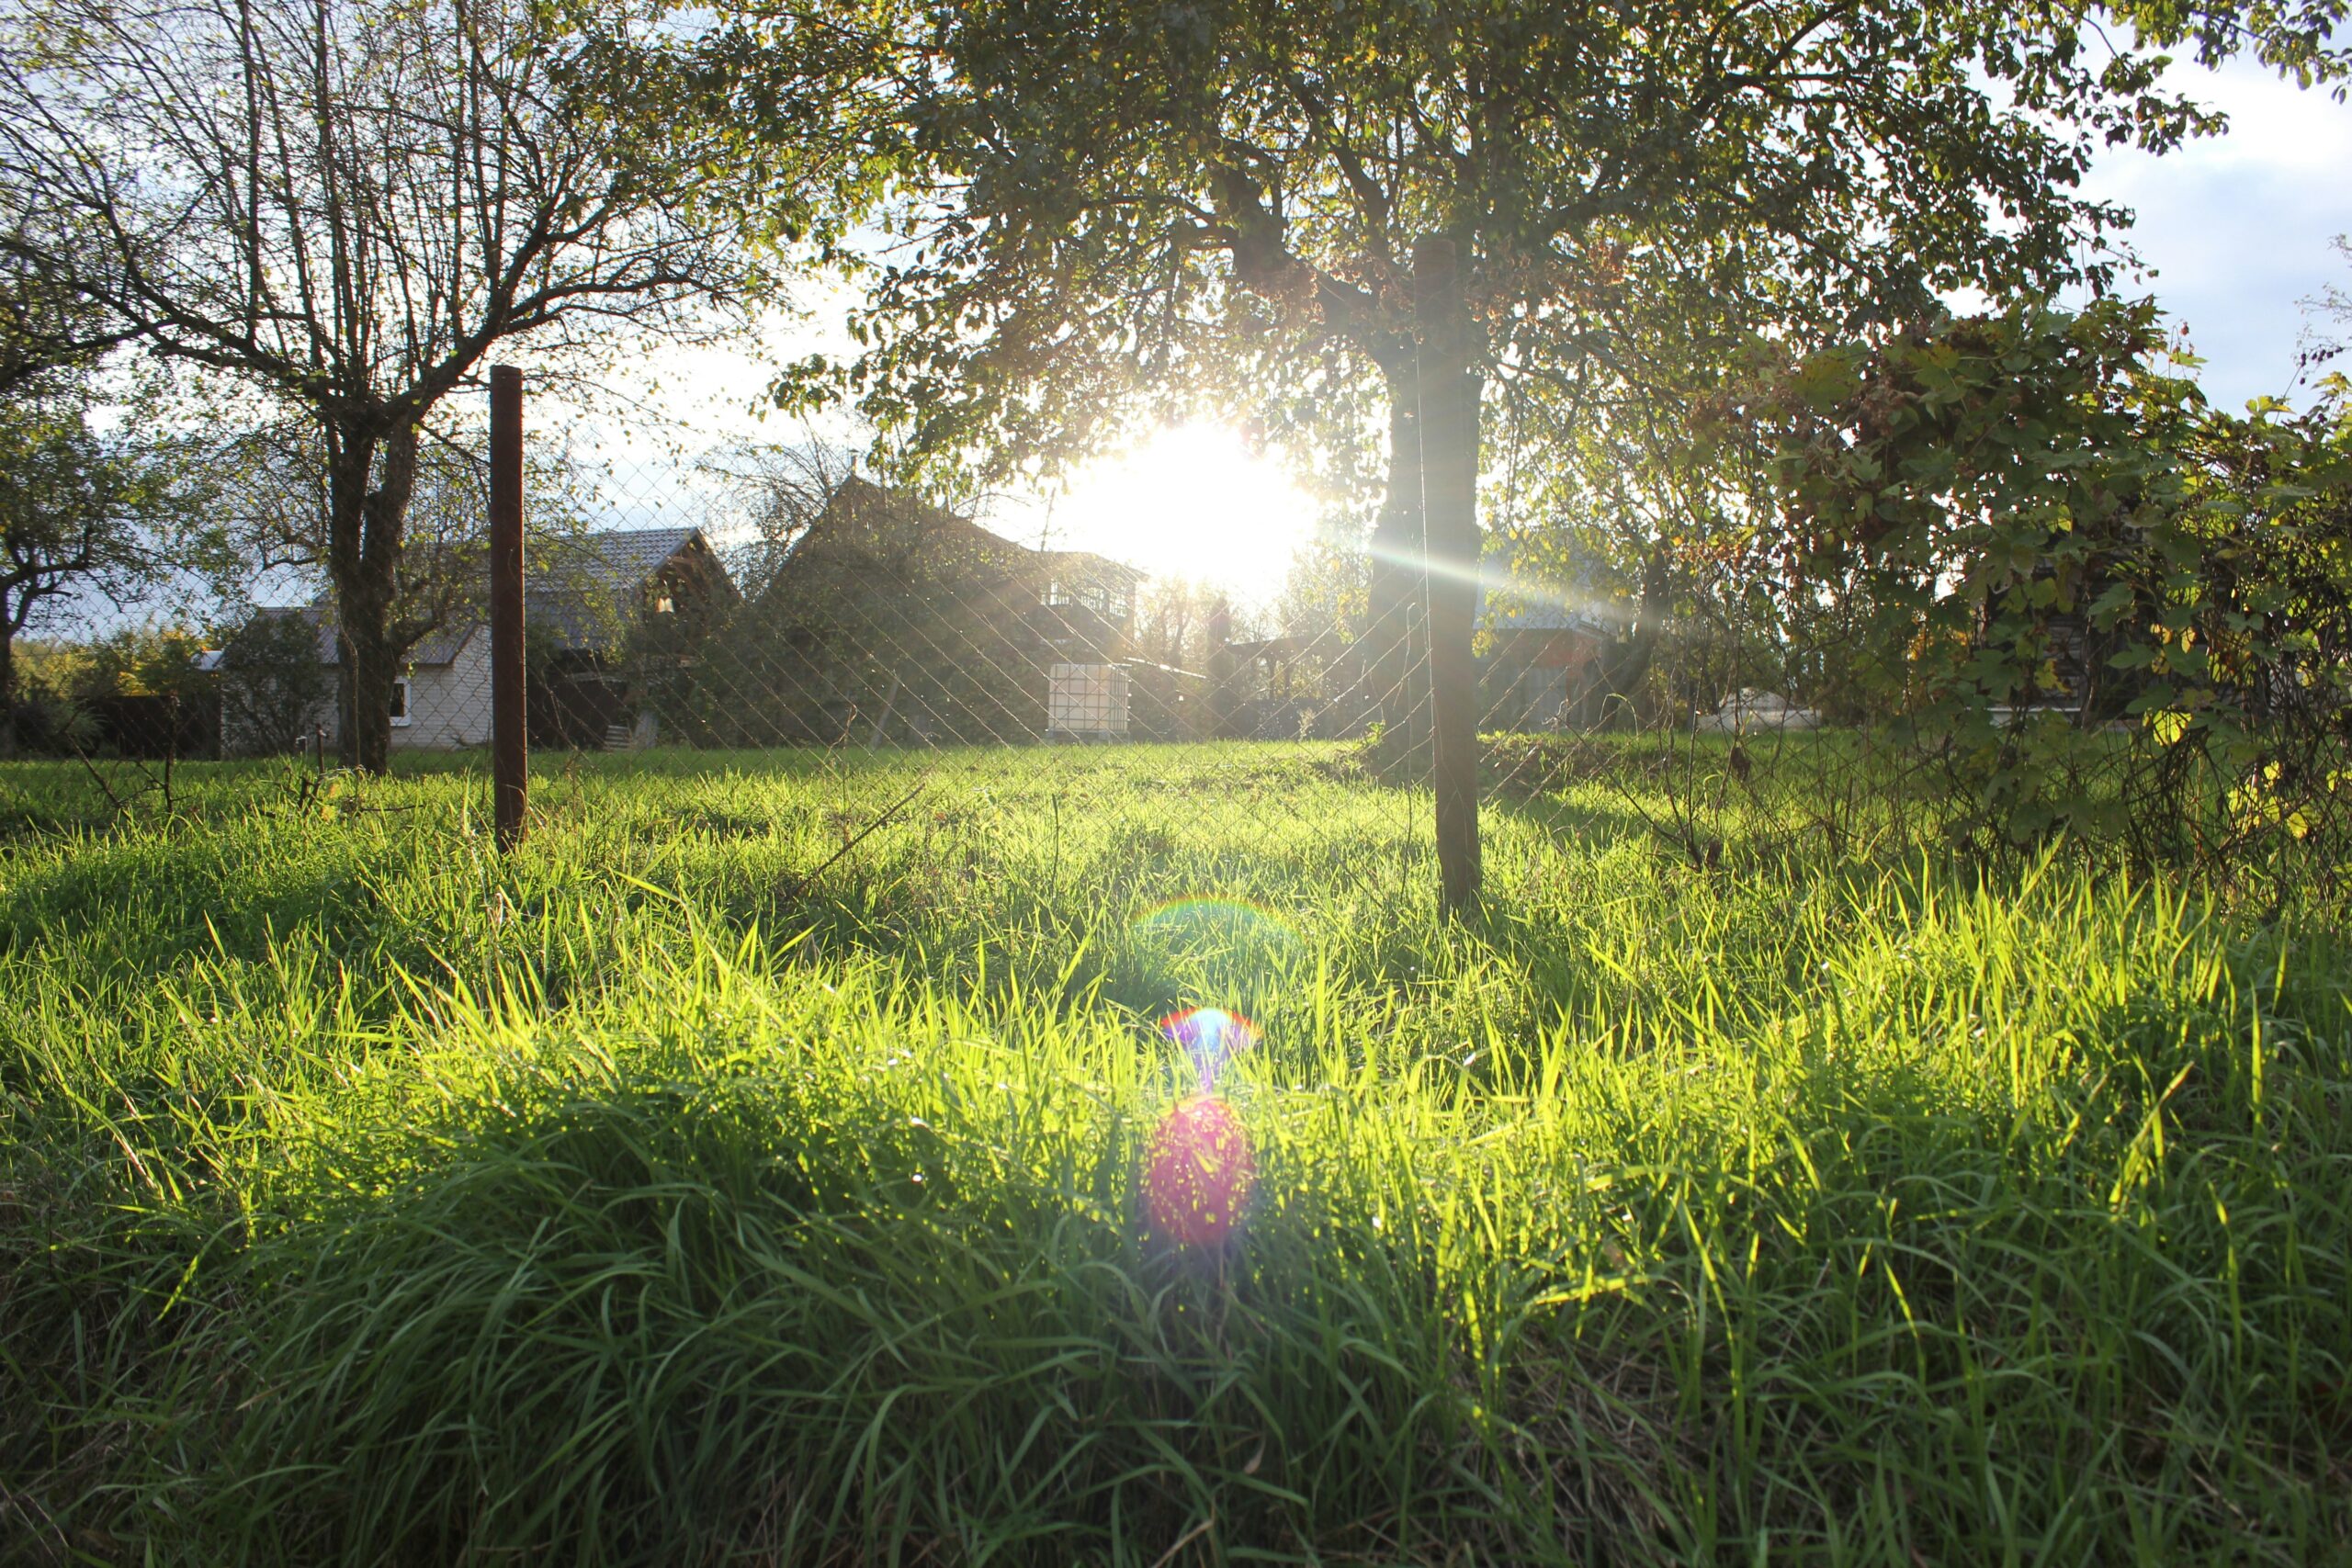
top-left (7, 367), bottom-right (1991, 904)
top-left (6, 373), bottom-right (1518, 908)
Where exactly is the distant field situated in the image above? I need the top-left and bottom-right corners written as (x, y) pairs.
top-left (3, 744), bottom-right (2346, 1563)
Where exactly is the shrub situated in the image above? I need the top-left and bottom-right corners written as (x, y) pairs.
top-left (1746, 302), bottom-right (2352, 885)
top-left (218, 610), bottom-right (335, 756)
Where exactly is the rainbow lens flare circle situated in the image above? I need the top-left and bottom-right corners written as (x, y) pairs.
top-left (1157, 1005), bottom-right (1258, 1093)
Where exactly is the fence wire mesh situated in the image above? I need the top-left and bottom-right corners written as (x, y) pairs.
top-left (8, 381), bottom-right (1506, 911)
top-left (477, 404), bottom-right (1464, 911)
top-left (9, 372), bottom-right (1933, 905)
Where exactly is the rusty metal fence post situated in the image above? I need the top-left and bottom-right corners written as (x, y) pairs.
top-left (490, 364), bottom-right (526, 850)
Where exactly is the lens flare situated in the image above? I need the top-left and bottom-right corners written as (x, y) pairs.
top-left (1159, 1006), bottom-right (1257, 1094)
top-left (1128, 898), bottom-right (1300, 952)
top-left (1143, 1095), bottom-right (1257, 1248)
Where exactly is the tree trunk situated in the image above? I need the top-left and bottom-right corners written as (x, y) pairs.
top-left (0, 619), bottom-right (16, 758)
top-left (1570, 544), bottom-right (1671, 729)
top-left (1413, 236), bottom-right (1482, 917)
top-left (324, 420), bottom-right (419, 773)
top-left (1360, 366), bottom-right (1424, 769)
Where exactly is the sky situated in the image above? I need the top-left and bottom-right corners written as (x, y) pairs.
top-left (2081, 57), bottom-right (2352, 411)
top-left (586, 55), bottom-right (2352, 610)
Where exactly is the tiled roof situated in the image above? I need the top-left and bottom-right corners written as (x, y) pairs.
top-left (540, 527), bottom-right (705, 595)
top-left (524, 526), bottom-right (719, 652)
top-left (811, 477), bottom-right (1144, 581)
top-left (275, 525), bottom-right (724, 662)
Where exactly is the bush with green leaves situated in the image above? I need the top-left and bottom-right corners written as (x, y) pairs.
top-left (1747, 300), bottom-right (2352, 882)
top-left (217, 609), bottom-right (334, 756)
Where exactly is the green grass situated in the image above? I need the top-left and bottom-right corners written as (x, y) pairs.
top-left (2, 742), bottom-right (2346, 1563)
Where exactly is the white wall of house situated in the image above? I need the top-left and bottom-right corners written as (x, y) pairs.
top-left (392, 626), bottom-right (493, 750)
top-left (247, 624), bottom-right (494, 754)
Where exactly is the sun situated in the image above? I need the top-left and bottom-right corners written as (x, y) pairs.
top-left (1043, 423), bottom-right (1319, 600)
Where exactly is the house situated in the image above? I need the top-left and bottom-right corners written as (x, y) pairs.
top-left (1477, 592), bottom-right (1612, 731)
top-left (230, 525), bottom-right (734, 753)
top-left (737, 478), bottom-right (1146, 745)
top-left (525, 526), bottom-right (736, 749)
top-left (219, 609), bottom-right (495, 754)
top-left (383, 619), bottom-right (499, 750)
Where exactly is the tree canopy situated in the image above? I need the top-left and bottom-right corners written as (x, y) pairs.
top-left (0, 0), bottom-right (873, 768)
top-left (0, 368), bottom-right (186, 745)
top-left (688, 0), bottom-right (2340, 895)
top-left (771, 1), bottom-right (2339, 459)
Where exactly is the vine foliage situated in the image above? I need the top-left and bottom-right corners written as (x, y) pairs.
top-left (1746, 301), bottom-right (2352, 883)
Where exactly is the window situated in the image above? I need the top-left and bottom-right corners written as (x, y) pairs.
top-left (652, 592), bottom-right (674, 615)
top-left (390, 676), bottom-right (413, 728)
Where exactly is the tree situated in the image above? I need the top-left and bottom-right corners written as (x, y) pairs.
top-left (1753, 301), bottom-right (2352, 871)
top-left (0, 371), bottom-right (180, 749)
top-left (0, 0), bottom-right (865, 771)
top-left (2309, 234), bottom-right (2352, 379)
top-left (697, 433), bottom-right (865, 599)
top-left (1131, 575), bottom-right (1234, 672)
top-left (62, 620), bottom-right (214, 757)
top-left (191, 414), bottom-right (611, 688)
top-left (0, 236), bottom-right (131, 399)
top-left (2, 159), bottom-right (141, 395)
top-left (1272, 537), bottom-right (1368, 649)
top-left (0, 182), bottom-right (177, 750)
top-left (216, 607), bottom-right (336, 756)
top-left (704, 0), bottom-right (2346, 899)
top-left (1475, 261), bottom-right (1793, 730)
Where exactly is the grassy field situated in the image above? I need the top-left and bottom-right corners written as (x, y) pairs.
top-left (2, 742), bottom-right (2346, 1564)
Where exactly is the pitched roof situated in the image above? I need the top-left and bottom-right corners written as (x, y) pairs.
top-left (806, 477), bottom-right (1144, 582)
top-left (540, 526), bottom-right (706, 595)
top-left (525, 525), bottom-right (728, 653)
